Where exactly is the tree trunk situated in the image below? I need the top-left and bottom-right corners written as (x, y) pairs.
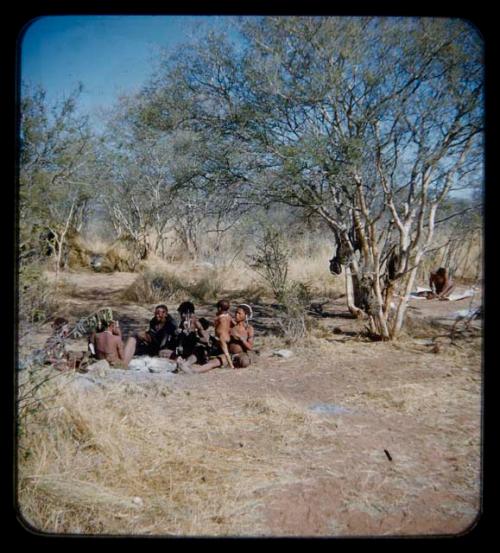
top-left (345, 265), bottom-right (364, 318)
top-left (371, 270), bottom-right (391, 340)
top-left (390, 261), bottom-right (420, 338)
top-left (54, 236), bottom-right (62, 281)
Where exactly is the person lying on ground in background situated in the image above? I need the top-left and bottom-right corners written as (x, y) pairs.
top-left (167, 301), bottom-right (211, 367)
top-left (177, 304), bottom-right (254, 374)
top-left (90, 319), bottom-right (125, 367)
top-left (122, 304), bottom-right (177, 367)
top-left (427, 267), bottom-right (456, 300)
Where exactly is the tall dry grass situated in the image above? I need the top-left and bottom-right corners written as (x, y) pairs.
top-left (121, 264), bottom-right (227, 305)
top-left (417, 231), bottom-right (483, 285)
top-left (17, 373), bottom-right (332, 536)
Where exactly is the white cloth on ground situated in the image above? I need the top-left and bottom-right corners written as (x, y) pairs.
top-left (410, 287), bottom-right (476, 301)
top-left (129, 356), bottom-right (177, 372)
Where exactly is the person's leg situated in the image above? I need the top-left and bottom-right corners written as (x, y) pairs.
top-left (440, 283), bottom-right (456, 299)
top-left (196, 344), bottom-right (210, 364)
top-left (216, 337), bottom-right (233, 369)
top-left (176, 353), bottom-right (198, 373)
top-left (122, 337), bottom-right (137, 367)
top-left (189, 357), bottom-right (224, 374)
top-left (215, 325), bottom-right (234, 369)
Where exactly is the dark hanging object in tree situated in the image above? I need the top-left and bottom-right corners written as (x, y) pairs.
top-left (387, 246), bottom-right (401, 281)
top-left (329, 257), bottom-right (342, 275)
top-left (337, 238), bottom-right (353, 266)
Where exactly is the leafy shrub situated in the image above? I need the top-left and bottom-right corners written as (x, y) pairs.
top-left (248, 227), bottom-right (290, 303)
top-left (276, 281), bottom-right (312, 343)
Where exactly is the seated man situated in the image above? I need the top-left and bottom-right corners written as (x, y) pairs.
top-left (178, 304), bottom-right (254, 374)
top-left (427, 267), bottom-right (456, 300)
top-left (122, 304), bottom-right (177, 367)
top-left (91, 319), bottom-right (125, 367)
top-left (169, 301), bottom-right (211, 367)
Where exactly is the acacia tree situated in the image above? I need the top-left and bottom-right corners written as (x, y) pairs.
top-left (98, 131), bottom-right (175, 258)
top-left (240, 17), bottom-right (483, 338)
top-left (101, 57), bottom-right (256, 262)
top-left (19, 84), bottom-right (96, 278)
top-left (142, 16), bottom-right (482, 339)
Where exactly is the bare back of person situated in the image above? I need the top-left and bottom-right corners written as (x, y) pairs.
top-left (215, 312), bottom-right (233, 342)
top-left (94, 331), bottom-right (124, 366)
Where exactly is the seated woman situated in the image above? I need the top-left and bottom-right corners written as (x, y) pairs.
top-left (177, 304), bottom-right (254, 374)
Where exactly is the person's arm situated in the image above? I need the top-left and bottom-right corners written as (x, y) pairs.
top-left (136, 329), bottom-right (151, 342)
top-left (116, 337), bottom-right (125, 361)
top-left (242, 327), bottom-right (254, 351)
top-left (194, 318), bottom-right (210, 343)
top-left (438, 278), bottom-right (455, 299)
top-left (88, 331), bottom-right (96, 356)
top-left (232, 326), bottom-right (254, 352)
top-left (140, 319), bottom-right (157, 342)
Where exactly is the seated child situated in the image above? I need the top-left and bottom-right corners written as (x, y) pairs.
top-left (213, 299), bottom-right (235, 369)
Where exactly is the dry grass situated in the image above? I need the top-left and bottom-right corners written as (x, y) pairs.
top-left (73, 235), bottom-right (111, 256)
top-left (288, 241), bottom-right (341, 297)
top-left (344, 379), bottom-right (478, 416)
top-left (139, 237), bottom-right (342, 300)
top-left (17, 330), bottom-right (482, 537)
top-left (121, 266), bottom-right (227, 305)
top-left (417, 232), bottom-right (482, 283)
top-left (17, 374), bottom-right (332, 536)
top-left (121, 269), bottom-right (186, 304)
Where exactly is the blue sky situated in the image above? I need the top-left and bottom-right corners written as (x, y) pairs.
top-left (20, 15), bottom-right (239, 127)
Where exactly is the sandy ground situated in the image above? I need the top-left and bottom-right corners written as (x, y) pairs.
top-left (19, 270), bottom-right (483, 537)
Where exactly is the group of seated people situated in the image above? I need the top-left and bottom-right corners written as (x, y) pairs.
top-left (88, 300), bottom-right (255, 374)
top-left (39, 267), bottom-right (455, 374)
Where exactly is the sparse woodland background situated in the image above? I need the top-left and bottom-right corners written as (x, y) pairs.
top-left (19, 16), bottom-right (483, 337)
